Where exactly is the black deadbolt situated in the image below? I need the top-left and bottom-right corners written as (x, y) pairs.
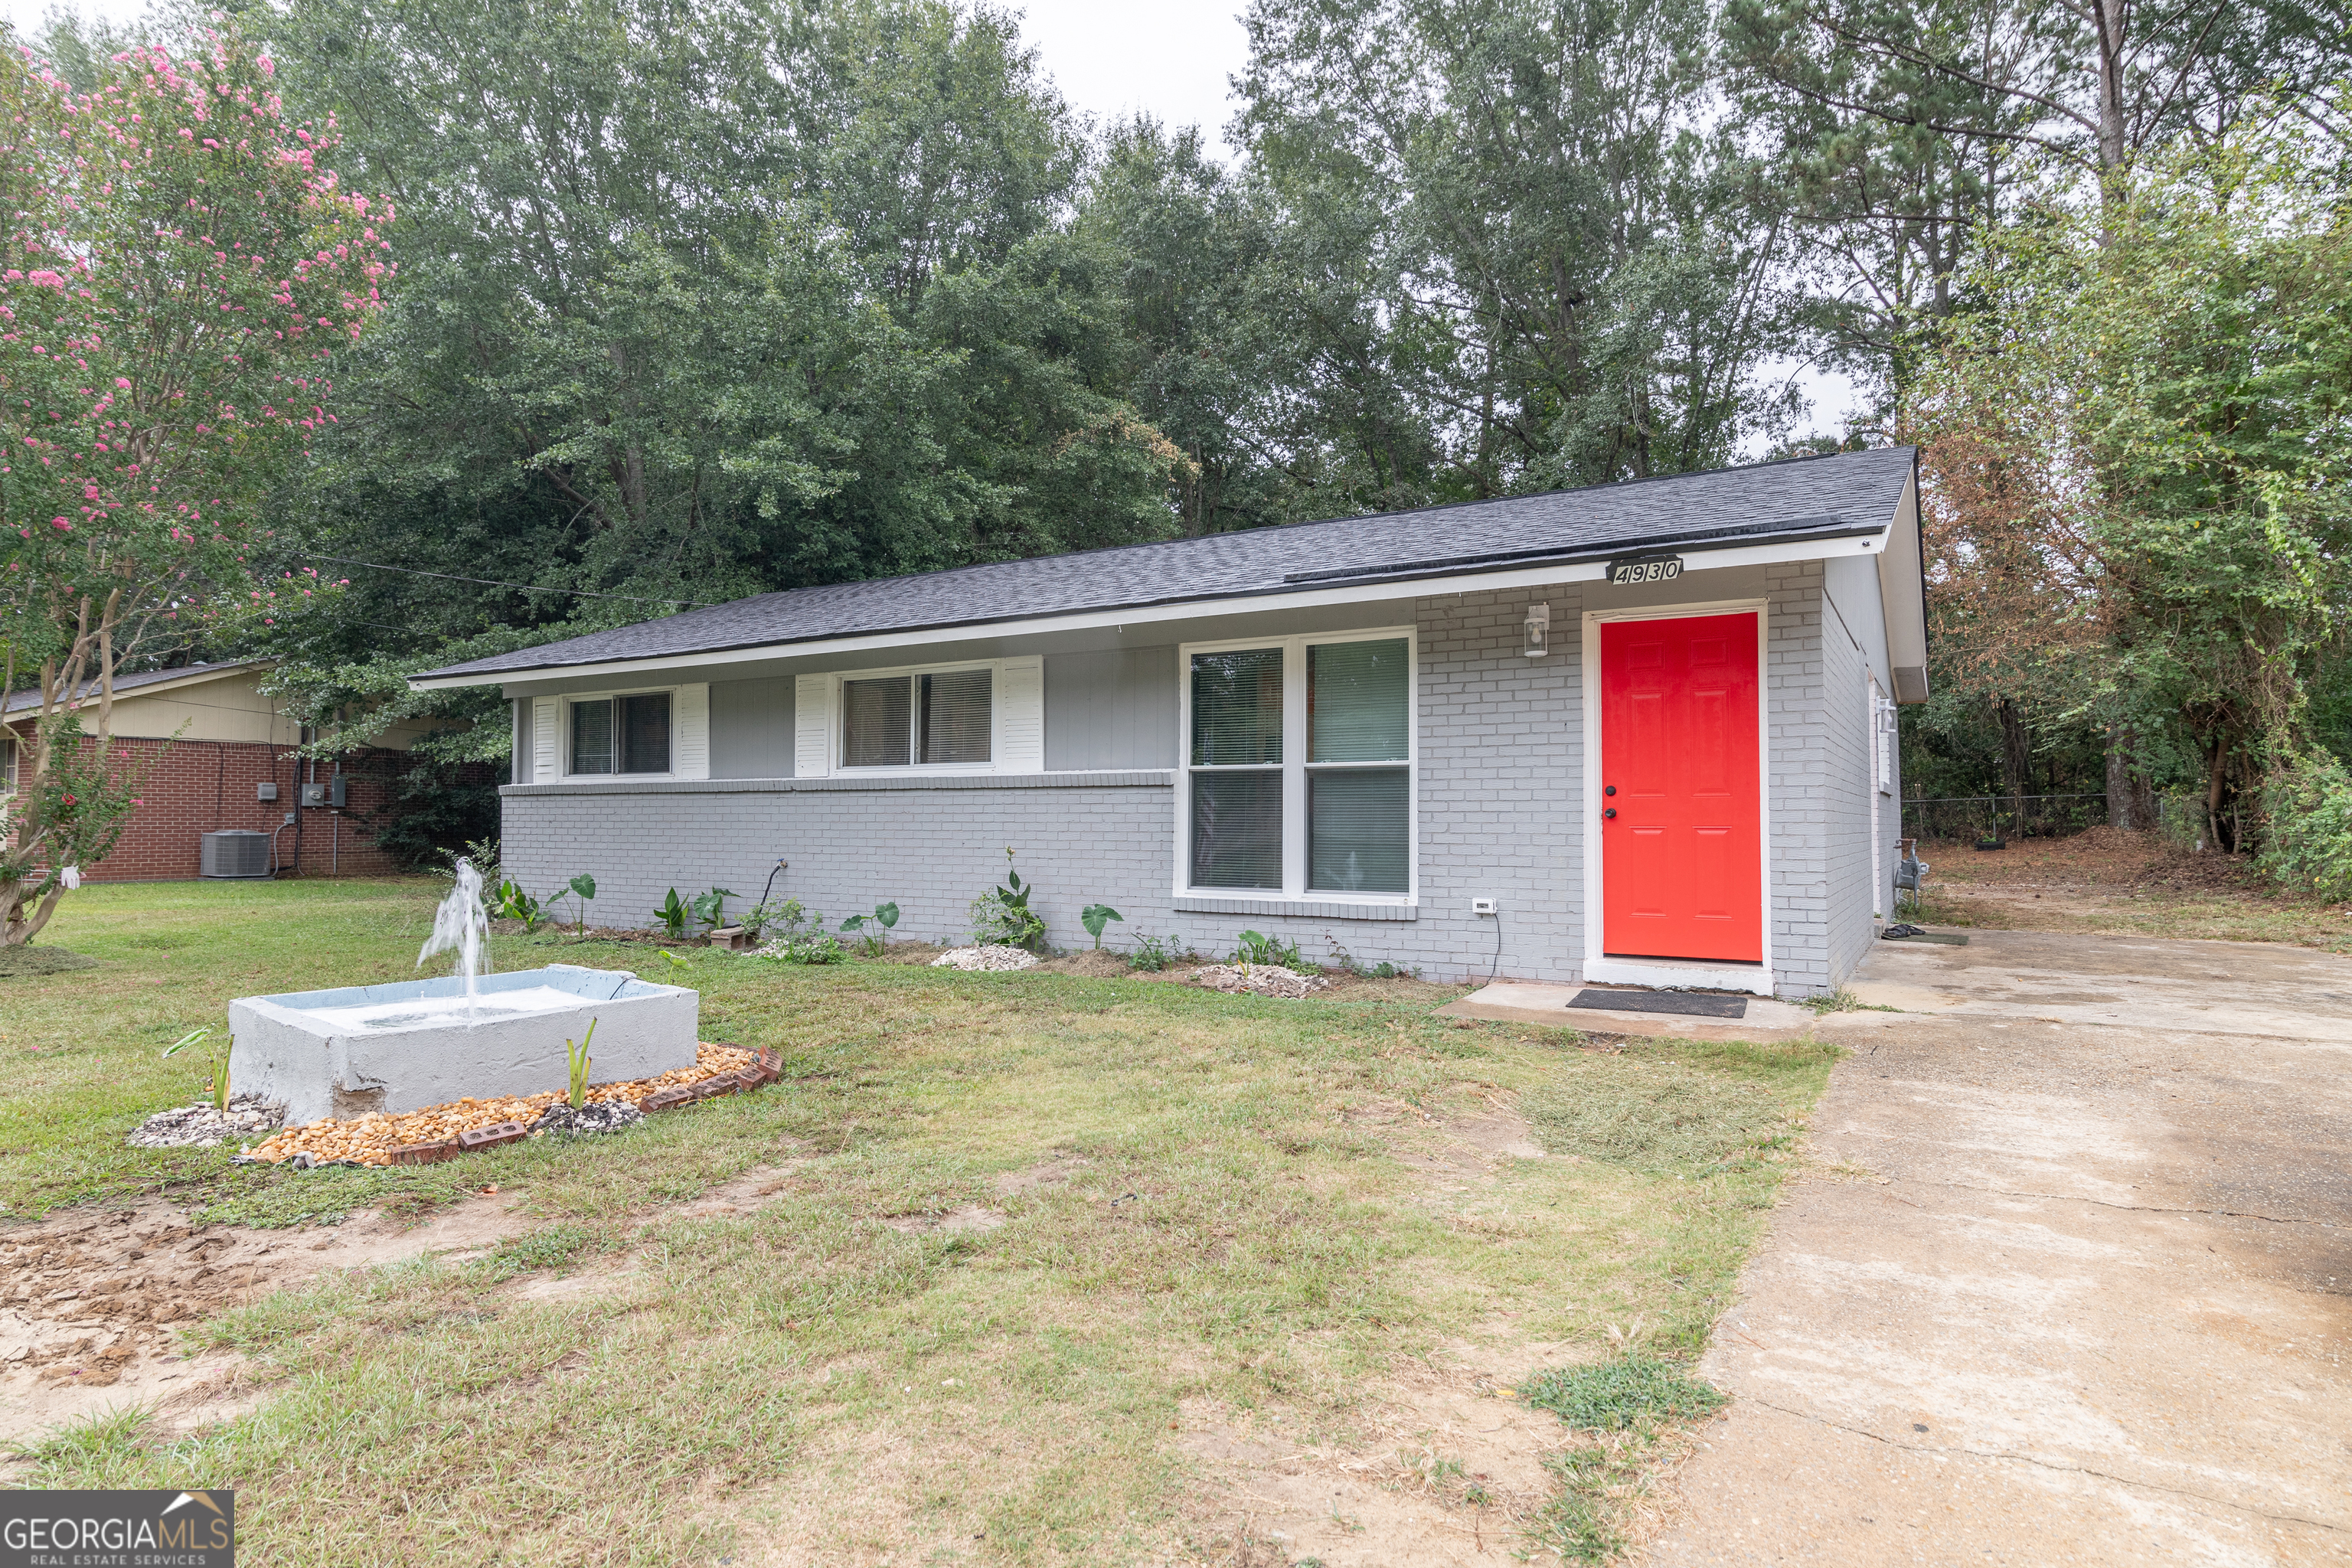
top-left (1602, 808), bottom-right (1617, 819)
top-left (1605, 785), bottom-right (1616, 796)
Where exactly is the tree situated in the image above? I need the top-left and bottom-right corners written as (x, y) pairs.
top-left (0, 27), bottom-right (387, 942)
top-left (1909, 117), bottom-right (2352, 858)
top-left (1236, 0), bottom-right (1803, 500)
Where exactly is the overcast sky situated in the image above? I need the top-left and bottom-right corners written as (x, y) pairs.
top-left (0, 0), bottom-right (1857, 447)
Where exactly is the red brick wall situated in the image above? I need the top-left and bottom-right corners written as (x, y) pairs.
top-left (5, 730), bottom-right (413, 880)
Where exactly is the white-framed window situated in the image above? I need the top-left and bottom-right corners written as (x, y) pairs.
top-left (1, 732), bottom-right (16, 795)
top-left (793, 658), bottom-right (1040, 779)
top-left (569, 689), bottom-right (673, 776)
top-left (1178, 629), bottom-right (1416, 903)
top-left (841, 665), bottom-right (994, 769)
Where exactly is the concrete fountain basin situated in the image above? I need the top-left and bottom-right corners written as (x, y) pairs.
top-left (228, 964), bottom-right (699, 1125)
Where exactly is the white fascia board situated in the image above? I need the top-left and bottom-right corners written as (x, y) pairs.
top-left (408, 528), bottom-right (1891, 693)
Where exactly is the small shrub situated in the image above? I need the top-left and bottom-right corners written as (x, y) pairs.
top-left (494, 879), bottom-right (550, 933)
top-left (1129, 931), bottom-right (1185, 972)
top-left (758, 897), bottom-right (843, 963)
top-left (1327, 936), bottom-right (1415, 979)
top-left (2260, 750), bottom-right (2352, 900)
top-left (969, 846), bottom-right (1047, 950)
top-left (1233, 929), bottom-right (1303, 969)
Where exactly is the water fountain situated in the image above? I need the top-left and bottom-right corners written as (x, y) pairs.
top-left (227, 861), bottom-right (700, 1125)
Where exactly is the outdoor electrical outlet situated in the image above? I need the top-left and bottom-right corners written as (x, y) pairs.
top-left (1472, 898), bottom-right (1498, 916)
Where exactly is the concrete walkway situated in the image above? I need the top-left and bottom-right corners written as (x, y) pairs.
top-left (1645, 929), bottom-right (2352, 1566)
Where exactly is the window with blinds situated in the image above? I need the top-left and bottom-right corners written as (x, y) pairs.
top-left (570, 692), bottom-right (671, 776)
top-left (1183, 634), bottom-right (1414, 899)
top-left (842, 668), bottom-right (993, 768)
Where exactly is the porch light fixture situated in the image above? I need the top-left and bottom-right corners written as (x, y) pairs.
top-left (1524, 601), bottom-right (1550, 657)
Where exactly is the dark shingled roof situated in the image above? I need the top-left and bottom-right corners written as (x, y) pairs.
top-left (419, 446), bottom-right (1916, 682)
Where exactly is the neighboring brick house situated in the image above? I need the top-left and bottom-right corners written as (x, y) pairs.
top-left (2, 661), bottom-right (434, 880)
top-left (413, 449), bottom-right (1929, 996)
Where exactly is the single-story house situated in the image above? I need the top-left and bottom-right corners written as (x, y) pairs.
top-left (2, 660), bottom-right (433, 880)
top-left (413, 446), bottom-right (1926, 996)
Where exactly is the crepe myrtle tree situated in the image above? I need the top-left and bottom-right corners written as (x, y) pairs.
top-left (0, 27), bottom-right (389, 943)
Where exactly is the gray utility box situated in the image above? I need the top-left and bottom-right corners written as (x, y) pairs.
top-left (299, 777), bottom-right (347, 808)
top-left (201, 829), bottom-right (272, 879)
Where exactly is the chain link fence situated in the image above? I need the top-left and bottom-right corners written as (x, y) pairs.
top-left (1901, 794), bottom-right (2110, 844)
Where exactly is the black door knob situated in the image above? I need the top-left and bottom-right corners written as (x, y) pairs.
top-left (1602, 808), bottom-right (1617, 819)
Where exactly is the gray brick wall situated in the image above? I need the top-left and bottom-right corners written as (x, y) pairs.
top-left (501, 575), bottom-right (1873, 991)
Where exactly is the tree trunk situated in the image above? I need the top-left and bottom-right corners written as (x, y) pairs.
top-left (1994, 696), bottom-right (2032, 835)
top-left (2204, 737), bottom-right (2230, 853)
top-left (2105, 724), bottom-right (2135, 830)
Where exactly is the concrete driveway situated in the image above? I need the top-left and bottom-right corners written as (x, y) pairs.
top-left (1644, 929), bottom-right (2352, 1566)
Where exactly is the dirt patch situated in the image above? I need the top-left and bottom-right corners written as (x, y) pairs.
top-left (1030, 948), bottom-right (1133, 978)
top-left (883, 1204), bottom-right (1006, 1236)
top-left (1925, 825), bottom-right (2264, 896)
top-left (991, 1153), bottom-right (1089, 1197)
top-left (0, 1191), bottom-right (534, 1446)
top-left (1180, 1338), bottom-right (1588, 1566)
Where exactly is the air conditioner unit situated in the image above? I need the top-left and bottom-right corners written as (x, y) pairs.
top-left (201, 829), bottom-right (272, 879)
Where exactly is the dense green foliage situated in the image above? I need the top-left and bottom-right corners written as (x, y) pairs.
top-left (5, 0), bottom-right (2345, 869)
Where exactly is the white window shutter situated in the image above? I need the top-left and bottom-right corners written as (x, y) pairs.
top-left (998, 657), bottom-right (1044, 773)
top-left (794, 675), bottom-right (832, 778)
top-left (674, 683), bottom-right (710, 780)
top-left (531, 697), bottom-right (558, 782)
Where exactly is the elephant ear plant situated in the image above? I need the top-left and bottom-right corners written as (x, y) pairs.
top-left (1080, 904), bottom-right (1123, 949)
top-left (840, 901), bottom-right (900, 957)
top-left (163, 1027), bottom-right (231, 1112)
top-left (567, 874), bottom-right (596, 936)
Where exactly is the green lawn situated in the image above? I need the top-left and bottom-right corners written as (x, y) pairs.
top-left (2, 879), bottom-right (1835, 1564)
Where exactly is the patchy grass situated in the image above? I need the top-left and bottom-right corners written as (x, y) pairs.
top-left (1523, 1354), bottom-right (1729, 1430)
top-left (1521, 1357), bottom-right (1730, 1563)
top-left (0, 944), bottom-right (100, 978)
top-left (4, 879), bottom-right (1835, 1564)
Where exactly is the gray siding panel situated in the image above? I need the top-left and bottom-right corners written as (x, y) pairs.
top-left (1044, 647), bottom-right (1178, 769)
top-left (709, 678), bottom-right (795, 779)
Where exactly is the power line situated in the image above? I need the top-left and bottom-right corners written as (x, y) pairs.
top-left (289, 552), bottom-right (710, 608)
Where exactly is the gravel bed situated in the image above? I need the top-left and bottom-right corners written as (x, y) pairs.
top-left (1191, 962), bottom-right (1331, 998)
top-left (127, 1093), bottom-right (287, 1149)
top-left (929, 945), bottom-right (1040, 972)
top-left (246, 1042), bottom-right (760, 1168)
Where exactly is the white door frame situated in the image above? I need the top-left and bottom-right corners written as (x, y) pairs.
top-left (1579, 599), bottom-right (1775, 995)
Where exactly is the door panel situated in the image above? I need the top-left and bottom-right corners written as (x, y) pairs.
top-left (1600, 612), bottom-right (1762, 962)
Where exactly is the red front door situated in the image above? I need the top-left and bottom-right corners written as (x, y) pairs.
top-left (1599, 612), bottom-right (1762, 962)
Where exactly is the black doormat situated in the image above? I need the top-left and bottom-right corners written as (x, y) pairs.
top-left (1568, 988), bottom-right (1748, 1019)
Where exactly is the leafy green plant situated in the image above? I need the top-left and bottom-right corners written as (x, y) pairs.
top-left (566, 874), bottom-right (596, 935)
top-left (1326, 937), bottom-right (1414, 979)
top-left (969, 845), bottom-right (1047, 950)
top-left (1233, 929), bottom-right (1303, 969)
top-left (756, 897), bottom-right (843, 963)
top-left (840, 900), bottom-right (900, 958)
top-left (653, 888), bottom-right (691, 940)
top-left (688, 886), bottom-right (740, 933)
top-left (494, 878), bottom-right (549, 933)
top-left (564, 1018), bottom-right (597, 1109)
top-left (162, 1027), bottom-right (232, 1112)
top-left (1080, 903), bottom-right (1123, 949)
top-left (1128, 931), bottom-right (1185, 972)
top-left (2261, 750), bottom-right (2352, 901)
